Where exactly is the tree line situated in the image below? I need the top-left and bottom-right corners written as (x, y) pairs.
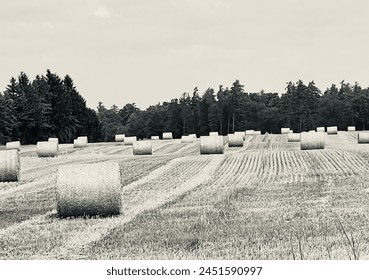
top-left (1, 71), bottom-right (369, 144)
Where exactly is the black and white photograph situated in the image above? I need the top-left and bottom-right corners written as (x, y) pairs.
top-left (0, 0), bottom-right (368, 278)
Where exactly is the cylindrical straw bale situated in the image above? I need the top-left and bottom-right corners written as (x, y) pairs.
top-left (228, 134), bottom-right (244, 147)
top-left (254, 131), bottom-right (261, 135)
top-left (74, 139), bottom-right (86, 148)
top-left (209, 132), bottom-right (218, 136)
top-left (347, 126), bottom-right (356, 132)
top-left (300, 132), bottom-right (325, 150)
top-left (162, 132), bottom-right (173, 140)
top-left (133, 141), bottom-right (152, 155)
top-left (200, 136), bottom-right (224, 154)
top-left (56, 162), bottom-right (122, 217)
top-left (0, 150), bottom-right (20, 182)
top-left (181, 136), bottom-right (194, 143)
top-left (6, 141), bottom-right (21, 151)
top-left (245, 130), bottom-right (254, 135)
top-left (189, 134), bottom-right (197, 138)
top-left (327, 126), bottom-right (338, 135)
top-left (234, 131), bottom-right (245, 140)
top-left (151, 136), bottom-right (160, 140)
top-left (37, 141), bottom-right (58, 157)
top-left (287, 133), bottom-right (300, 142)
top-left (48, 138), bottom-right (59, 144)
top-left (77, 136), bottom-right (88, 144)
top-left (316, 127), bottom-right (325, 132)
top-left (115, 134), bottom-right (125, 142)
top-left (358, 132), bottom-right (369, 143)
top-left (281, 128), bottom-right (290, 134)
top-left (124, 136), bottom-right (137, 145)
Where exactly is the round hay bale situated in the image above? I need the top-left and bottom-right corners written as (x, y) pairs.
top-left (115, 134), bottom-right (125, 142)
top-left (358, 132), bottom-right (369, 143)
top-left (133, 141), bottom-right (152, 155)
top-left (151, 136), bottom-right (160, 140)
top-left (347, 126), bottom-right (356, 132)
top-left (6, 141), bottom-right (21, 151)
top-left (209, 132), bottom-right (218, 136)
top-left (327, 126), bottom-right (338, 135)
top-left (77, 136), bottom-right (88, 144)
top-left (124, 136), bottom-right (137, 145)
top-left (48, 138), bottom-right (59, 144)
top-left (300, 132), bottom-right (325, 150)
top-left (245, 130), bottom-right (254, 135)
top-left (162, 132), bottom-right (173, 140)
top-left (254, 131), bottom-right (261, 135)
top-left (189, 133), bottom-right (197, 138)
top-left (281, 128), bottom-right (290, 134)
top-left (56, 162), bottom-right (122, 217)
top-left (234, 131), bottom-right (245, 140)
top-left (228, 134), bottom-right (244, 147)
top-left (287, 133), bottom-right (300, 142)
top-left (316, 127), bottom-right (325, 132)
top-left (37, 141), bottom-right (58, 157)
top-left (181, 136), bottom-right (194, 143)
top-left (0, 150), bottom-right (20, 182)
top-left (200, 136), bottom-right (224, 154)
top-left (74, 139), bottom-right (86, 148)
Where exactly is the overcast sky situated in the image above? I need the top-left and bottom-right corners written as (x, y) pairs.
top-left (1, 0), bottom-right (368, 109)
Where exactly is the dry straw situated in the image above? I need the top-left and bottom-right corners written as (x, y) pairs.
top-left (317, 127), bottom-right (325, 132)
top-left (133, 141), bottom-right (152, 155)
top-left (234, 131), bottom-right (246, 140)
top-left (151, 136), bottom-right (160, 140)
top-left (56, 162), bottom-right (122, 217)
top-left (115, 134), bottom-right (125, 142)
top-left (245, 130), bottom-right (254, 135)
top-left (162, 132), bottom-right (173, 140)
top-left (300, 132), bottom-right (325, 150)
top-left (181, 136), bottom-right (194, 143)
top-left (281, 128), bottom-right (290, 134)
top-left (0, 150), bottom-right (20, 182)
top-left (189, 133), bottom-right (197, 138)
top-left (327, 126), bottom-right (338, 135)
top-left (357, 132), bottom-right (369, 143)
top-left (6, 141), bottom-right (21, 151)
top-left (347, 126), bottom-right (356, 132)
top-left (37, 141), bottom-right (58, 157)
top-left (200, 135), bottom-right (224, 154)
top-left (254, 131), bottom-right (261, 135)
top-left (124, 136), bottom-right (137, 145)
top-left (77, 136), bottom-right (88, 144)
top-left (309, 130), bottom-right (315, 132)
top-left (48, 138), bottom-right (59, 144)
top-left (209, 132), bottom-right (218, 136)
top-left (287, 133), bottom-right (301, 142)
top-left (228, 134), bottom-right (244, 147)
top-left (74, 139), bottom-right (86, 148)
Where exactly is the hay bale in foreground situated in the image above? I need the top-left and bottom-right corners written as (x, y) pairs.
top-left (287, 133), bottom-right (300, 142)
top-left (162, 132), bottom-right (173, 140)
top-left (115, 134), bottom-right (125, 142)
top-left (358, 132), bottom-right (369, 143)
top-left (181, 136), bottom-right (194, 143)
top-left (254, 131), bottom-right (261, 135)
top-left (327, 126), bottom-right (338, 135)
top-left (124, 136), bottom-right (137, 145)
top-left (281, 128), bottom-right (290, 134)
top-left (245, 130), bottom-right (254, 135)
top-left (300, 132), bottom-right (325, 150)
top-left (6, 141), bottom-right (21, 151)
top-left (234, 131), bottom-right (245, 140)
top-left (0, 150), bottom-right (20, 182)
top-left (77, 136), bottom-right (88, 144)
top-left (200, 136), bottom-right (224, 154)
top-left (228, 134), bottom-right (243, 147)
top-left (56, 162), bottom-right (122, 217)
top-left (151, 136), bottom-right (160, 140)
top-left (37, 141), bottom-right (58, 157)
top-left (74, 139), bottom-right (86, 148)
top-left (348, 126), bottom-right (356, 132)
top-left (133, 141), bottom-right (152, 155)
top-left (316, 127), bottom-right (325, 132)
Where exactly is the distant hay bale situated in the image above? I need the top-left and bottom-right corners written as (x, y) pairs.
top-left (133, 141), bottom-right (152, 155)
top-left (327, 126), bottom-right (338, 135)
top-left (245, 130), bottom-right (254, 135)
top-left (74, 139), bottom-right (86, 148)
top-left (287, 133), bottom-right (300, 142)
top-left (151, 136), bottom-right (160, 140)
top-left (162, 132), bottom-right (173, 140)
top-left (300, 132), bottom-right (325, 150)
top-left (281, 128), bottom-right (290, 134)
top-left (348, 126), bottom-right (356, 132)
top-left (77, 136), bottom-right (88, 144)
top-left (181, 136), bottom-right (194, 143)
top-left (6, 141), bottom-right (21, 151)
top-left (317, 127), bottom-right (325, 132)
top-left (209, 132), bottom-right (218, 136)
top-left (56, 162), bottom-right (122, 217)
top-left (48, 137), bottom-right (59, 144)
top-left (37, 141), bottom-right (58, 157)
top-left (234, 131), bottom-right (245, 140)
top-left (254, 131), bottom-right (261, 135)
top-left (228, 134), bottom-right (244, 147)
top-left (358, 132), bottom-right (369, 143)
top-left (115, 134), bottom-right (125, 142)
top-left (0, 150), bottom-right (20, 182)
top-left (124, 136), bottom-right (137, 145)
top-left (189, 134), bottom-right (197, 138)
top-left (309, 130), bottom-right (315, 132)
top-left (200, 136), bottom-right (224, 154)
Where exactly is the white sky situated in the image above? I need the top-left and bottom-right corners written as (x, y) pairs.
top-left (0, 0), bottom-right (368, 110)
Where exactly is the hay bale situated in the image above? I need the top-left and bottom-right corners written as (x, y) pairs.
top-left (316, 127), bottom-right (325, 132)
top-left (48, 137), bottom-right (59, 144)
top-left (6, 141), bottom-right (21, 151)
top-left (133, 141), bottom-right (152, 155)
top-left (74, 139), bottom-right (86, 148)
top-left (56, 162), bottom-right (122, 217)
top-left (358, 132), bottom-right (369, 143)
top-left (327, 126), bottom-right (338, 135)
top-left (309, 130), bottom-right (315, 132)
top-left (77, 136), bottom-right (88, 144)
top-left (254, 131), bottom-right (261, 135)
top-left (151, 136), bottom-right (160, 140)
top-left (348, 126), bottom-right (356, 132)
top-left (189, 133), bottom-right (197, 138)
top-left (124, 136), bottom-right (137, 145)
top-left (200, 136), bottom-right (224, 154)
top-left (300, 132), bottom-right (325, 150)
top-left (228, 134), bottom-right (243, 147)
top-left (37, 141), bottom-right (58, 157)
top-left (281, 128), bottom-right (290, 134)
top-left (287, 133), bottom-right (300, 142)
top-left (181, 136), bottom-right (194, 143)
top-left (162, 132), bottom-right (173, 140)
top-left (115, 134), bottom-right (125, 142)
top-left (0, 150), bottom-right (20, 182)
top-left (234, 131), bottom-right (246, 140)
top-left (209, 132), bottom-right (218, 136)
top-left (245, 130), bottom-right (254, 135)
